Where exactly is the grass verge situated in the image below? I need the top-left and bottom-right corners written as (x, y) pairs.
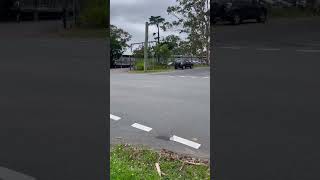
top-left (269, 7), bottom-right (320, 18)
top-left (194, 64), bottom-right (210, 68)
top-left (129, 68), bottom-right (174, 74)
top-left (110, 144), bottom-right (210, 180)
top-left (57, 27), bottom-right (106, 38)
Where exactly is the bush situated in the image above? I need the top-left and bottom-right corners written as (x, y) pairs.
top-left (134, 59), bottom-right (170, 71)
top-left (134, 59), bottom-right (145, 71)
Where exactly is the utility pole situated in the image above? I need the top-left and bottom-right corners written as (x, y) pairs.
top-left (130, 45), bottom-right (133, 71)
top-left (33, 0), bottom-right (39, 21)
top-left (73, 0), bottom-right (77, 25)
top-left (144, 22), bottom-right (149, 72)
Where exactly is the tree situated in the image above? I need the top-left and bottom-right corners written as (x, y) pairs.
top-left (175, 40), bottom-right (192, 56)
top-left (110, 25), bottom-right (132, 68)
top-left (154, 44), bottom-right (172, 65)
top-left (149, 16), bottom-right (171, 63)
top-left (132, 45), bottom-right (152, 59)
top-left (167, 0), bottom-right (210, 64)
top-left (163, 35), bottom-right (180, 51)
top-left (149, 16), bottom-right (166, 43)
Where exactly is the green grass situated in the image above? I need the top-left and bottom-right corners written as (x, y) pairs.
top-left (129, 68), bottom-right (174, 73)
top-left (57, 27), bottom-right (107, 38)
top-left (194, 64), bottom-right (210, 68)
top-left (110, 144), bottom-right (210, 180)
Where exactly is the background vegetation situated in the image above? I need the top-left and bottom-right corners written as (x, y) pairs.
top-left (78, 0), bottom-right (108, 28)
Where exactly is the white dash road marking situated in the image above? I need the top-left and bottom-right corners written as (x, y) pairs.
top-left (296, 49), bottom-right (320, 53)
top-left (170, 135), bottom-right (201, 149)
top-left (131, 123), bottom-right (152, 132)
top-left (179, 76), bottom-right (186, 78)
top-left (110, 114), bottom-right (121, 121)
top-left (202, 76), bottom-right (209, 79)
top-left (256, 48), bottom-right (281, 51)
top-left (0, 166), bottom-right (36, 180)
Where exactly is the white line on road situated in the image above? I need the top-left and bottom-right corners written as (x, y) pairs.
top-left (131, 123), bottom-right (152, 132)
top-left (202, 76), bottom-right (209, 79)
top-left (170, 135), bottom-right (201, 149)
top-left (256, 48), bottom-right (281, 51)
top-left (0, 166), bottom-right (36, 180)
top-left (110, 114), bottom-right (121, 121)
top-left (296, 49), bottom-right (320, 53)
top-left (179, 76), bottom-right (186, 78)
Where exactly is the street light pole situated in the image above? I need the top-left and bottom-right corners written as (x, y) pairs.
top-left (144, 22), bottom-right (149, 72)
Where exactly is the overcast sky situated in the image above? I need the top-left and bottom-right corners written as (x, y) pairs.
top-left (110, 0), bottom-right (184, 54)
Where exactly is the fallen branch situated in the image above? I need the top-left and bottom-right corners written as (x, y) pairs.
top-left (182, 161), bottom-right (207, 166)
top-left (155, 163), bottom-right (162, 177)
top-left (179, 162), bottom-right (185, 171)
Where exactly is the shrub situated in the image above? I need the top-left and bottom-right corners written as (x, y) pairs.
top-left (134, 59), bottom-right (144, 71)
top-left (134, 59), bottom-right (170, 71)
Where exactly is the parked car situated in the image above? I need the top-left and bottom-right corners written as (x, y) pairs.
top-left (211, 0), bottom-right (268, 25)
top-left (296, 0), bottom-right (307, 8)
top-left (192, 60), bottom-right (202, 64)
top-left (174, 59), bottom-right (193, 69)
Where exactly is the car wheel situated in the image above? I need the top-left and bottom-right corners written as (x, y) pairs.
top-left (257, 12), bottom-right (267, 23)
top-left (232, 13), bottom-right (241, 25)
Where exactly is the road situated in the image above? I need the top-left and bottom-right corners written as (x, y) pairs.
top-left (214, 18), bottom-right (320, 180)
top-left (0, 21), bottom-right (107, 180)
top-left (110, 67), bottom-right (210, 158)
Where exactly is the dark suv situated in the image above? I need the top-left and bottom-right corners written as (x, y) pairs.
top-left (211, 0), bottom-right (268, 25)
top-left (174, 59), bottom-right (193, 69)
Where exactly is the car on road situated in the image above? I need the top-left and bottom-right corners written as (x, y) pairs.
top-left (174, 59), bottom-right (193, 69)
top-left (211, 0), bottom-right (268, 25)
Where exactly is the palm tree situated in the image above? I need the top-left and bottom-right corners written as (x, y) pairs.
top-left (149, 16), bottom-right (166, 63)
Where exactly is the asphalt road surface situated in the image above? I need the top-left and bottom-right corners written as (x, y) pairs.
top-left (110, 67), bottom-right (210, 158)
top-left (214, 17), bottom-right (320, 180)
top-left (0, 21), bottom-right (107, 180)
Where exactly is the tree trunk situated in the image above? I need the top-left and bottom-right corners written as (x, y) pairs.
top-left (157, 24), bottom-right (160, 44)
